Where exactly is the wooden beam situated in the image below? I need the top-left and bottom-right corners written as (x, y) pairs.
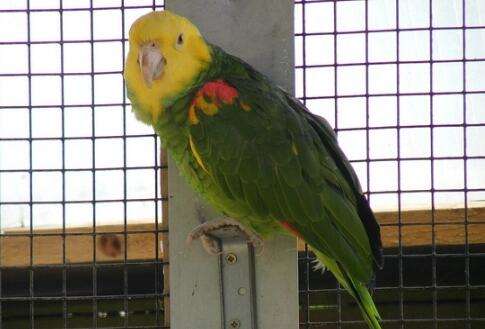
top-left (296, 205), bottom-right (485, 251)
top-left (0, 223), bottom-right (162, 267)
top-left (1, 206), bottom-right (484, 267)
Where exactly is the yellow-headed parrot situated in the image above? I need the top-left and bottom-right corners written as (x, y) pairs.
top-left (124, 11), bottom-right (383, 329)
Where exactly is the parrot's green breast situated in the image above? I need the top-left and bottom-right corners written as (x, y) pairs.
top-left (151, 71), bottom-right (285, 237)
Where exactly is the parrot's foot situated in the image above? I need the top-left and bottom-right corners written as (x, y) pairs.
top-left (186, 218), bottom-right (264, 255)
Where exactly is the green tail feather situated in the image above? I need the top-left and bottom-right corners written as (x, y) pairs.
top-left (314, 251), bottom-right (382, 329)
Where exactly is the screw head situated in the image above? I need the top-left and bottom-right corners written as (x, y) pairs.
top-left (237, 287), bottom-right (247, 295)
top-left (225, 253), bottom-right (237, 264)
top-left (229, 319), bottom-right (241, 328)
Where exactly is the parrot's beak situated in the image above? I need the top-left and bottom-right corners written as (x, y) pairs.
top-left (139, 43), bottom-right (165, 88)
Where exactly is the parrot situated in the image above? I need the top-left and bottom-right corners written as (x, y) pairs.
top-left (124, 10), bottom-right (383, 329)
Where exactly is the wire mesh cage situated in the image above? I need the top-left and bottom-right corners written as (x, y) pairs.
top-left (0, 0), bottom-right (484, 329)
top-left (0, 1), bottom-right (168, 328)
top-left (295, 0), bottom-right (485, 328)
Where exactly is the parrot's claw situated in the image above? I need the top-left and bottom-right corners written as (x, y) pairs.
top-left (186, 218), bottom-right (264, 256)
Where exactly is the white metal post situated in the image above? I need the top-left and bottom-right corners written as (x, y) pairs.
top-left (166, 1), bottom-right (298, 328)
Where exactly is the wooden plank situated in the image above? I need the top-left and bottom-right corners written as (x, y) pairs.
top-left (1, 206), bottom-right (484, 267)
top-left (0, 223), bottom-right (162, 267)
top-left (376, 205), bottom-right (485, 224)
top-left (296, 205), bottom-right (485, 250)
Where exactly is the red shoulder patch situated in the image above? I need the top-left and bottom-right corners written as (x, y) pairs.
top-left (188, 80), bottom-right (240, 124)
top-left (199, 79), bottom-right (239, 104)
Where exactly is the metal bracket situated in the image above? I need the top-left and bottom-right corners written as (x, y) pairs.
top-left (214, 229), bottom-right (258, 329)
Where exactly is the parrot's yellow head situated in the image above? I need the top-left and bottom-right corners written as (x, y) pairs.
top-left (124, 10), bottom-right (211, 123)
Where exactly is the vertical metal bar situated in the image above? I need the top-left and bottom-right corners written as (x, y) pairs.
top-left (88, 1), bottom-right (98, 327)
top-left (150, 4), bottom-right (166, 328)
top-left (26, 1), bottom-right (34, 327)
top-left (152, 1), bottom-right (164, 322)
top-left (364, 0), bottom-right (370, 247)
top-left (395, 1), bottom-right (404, 328)
top-left (462, 1), bottom-right (470, 328)
top-left (429, 1), bottom-right (438, 329)
top-left (332, 1), bottom-right (343, 327)
top-left (301, 243), bottom-right (309, 329)
top-left (121, 1), bottom-right (129, 327)
top-left (300, 1), bottom-right (310, 328)
top-left (364, 1), bottom-right (370, 190)
top-left (59, 0), bottom-right (68, 327)
top-left (165, 1), bottom-right (298, 328)
top-left (160, 149), bottom-right (170, 328)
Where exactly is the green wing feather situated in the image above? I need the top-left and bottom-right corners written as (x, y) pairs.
top-left (186, 50), bottom-right (383, 329)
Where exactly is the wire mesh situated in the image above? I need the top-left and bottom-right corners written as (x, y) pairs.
top-left (0, 1), bottom-right (484, 329)
top-left (296, 0), bottom-right (485, 328)
top-left (0, 1), bottom-right (168, 328)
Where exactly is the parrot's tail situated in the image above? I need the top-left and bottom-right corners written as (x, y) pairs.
top-left (313, 251), bottom-right (382, 329)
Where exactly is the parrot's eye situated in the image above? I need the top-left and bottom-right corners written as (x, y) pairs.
top-left (175, 33), bottom-right (184, 49)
